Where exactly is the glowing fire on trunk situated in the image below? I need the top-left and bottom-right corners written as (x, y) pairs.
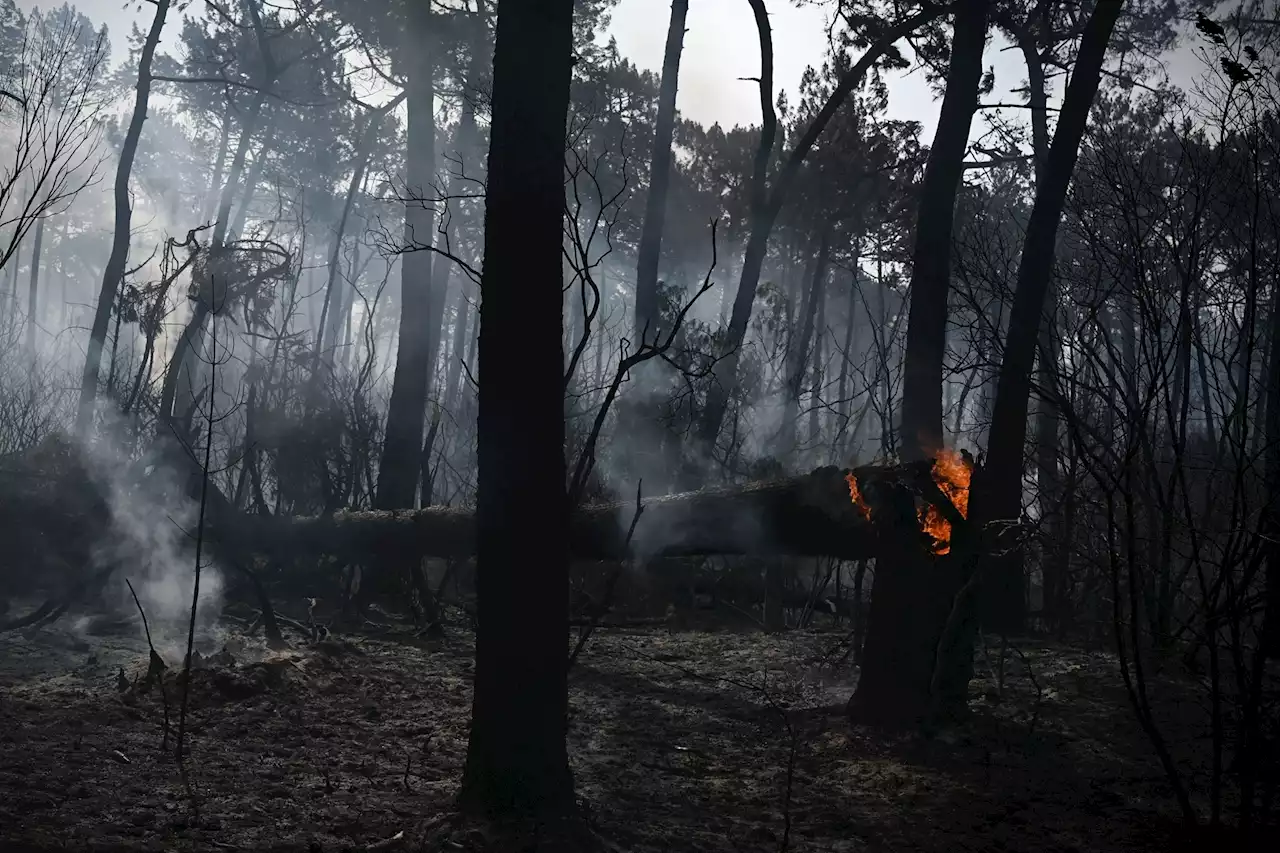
top-left (845, 450), bottom-right (973, 555)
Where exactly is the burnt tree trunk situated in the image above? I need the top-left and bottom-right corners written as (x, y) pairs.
top-left (847, 461), bottom-right (984, 727)
top-left (376, 2), bottom-right (438, 510)
top-left (974, 0), bottom-right (1122, 634)
top-left (898, 0), bottom-right (990, 463)
top-left (633, 0), bottom-right (689, 342)
top-left (456, 0), bottom-right (579, 819)
top-left (76, 0), bottom-right (170, 435)
top-left (173, 468), bottom-right (875, 564)
top-left (623, 0), bottom-right (689, 494)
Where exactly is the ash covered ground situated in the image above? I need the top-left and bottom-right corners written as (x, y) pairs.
top-left (0, 604), bottom-right (1204, 853)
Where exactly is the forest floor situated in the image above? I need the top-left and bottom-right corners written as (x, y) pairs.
top-left (0, 604), bottom-right (1228, 853)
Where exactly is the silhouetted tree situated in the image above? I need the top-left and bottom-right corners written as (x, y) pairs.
top-left (456, 0), bottom-right (580, 820)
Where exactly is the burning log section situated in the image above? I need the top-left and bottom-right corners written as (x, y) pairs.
top-left (2, 449), bottom-right (978, 577)
top-left (4, 434), bottom-right (1004, 725)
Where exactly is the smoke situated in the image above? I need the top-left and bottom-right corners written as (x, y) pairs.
top-left (72, 412), bottom-right (225, 658)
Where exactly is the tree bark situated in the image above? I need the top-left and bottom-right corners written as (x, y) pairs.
top-left (620, 0), bottom-right (688, 494)
top-left (75, 0), bottom-right (170, 436)
top-left (633, 0), bottom-right (689, 343)
top-left (1014, 19), bottom-right (1064, 630)
top-left (456, 0), bottom-right (579, 819)
top-left (376, 2), bottom-right (438, 510)
top-left (898, 0), bottom-right (990, 463)
top-left (974, 0), bottom-right (1123, 634)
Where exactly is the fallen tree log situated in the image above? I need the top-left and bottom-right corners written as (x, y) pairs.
top-left (4, 441), bottom-right (919, 569)
top-left (221, 465), bottom-right (879, 562)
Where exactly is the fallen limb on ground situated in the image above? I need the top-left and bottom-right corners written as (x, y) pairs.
top-left (217, 466), bottom-right (878, 562)
top-left (3, 435), bottom-right (897, 567)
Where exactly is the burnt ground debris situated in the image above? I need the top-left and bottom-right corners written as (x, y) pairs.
top-left (0, 605), bottom-right (1231, 853)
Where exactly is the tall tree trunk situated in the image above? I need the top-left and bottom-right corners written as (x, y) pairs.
top-left (974, 0), bottom-right (1123, 634)
top-left (161, 88), bottom-right (268, 432)
top-left (1015, 25), bottom-right (1068, 630)
top-left (375, 4), bottom-right (438, 511)
top-left (847, 0), bottom-right (994, 729)
top-left (633, 0), bottom-right (689, 343)
top-left (418, 2), bottom-right (487, 459)
top-left (456, 0), bottom-right (578, 819)
top-left (25, 217), bottom-right (44, 356)
top-left (75, 0), bottom-right (170, 436)
top-left (691, 4), bottom-right (942, 463)
top-left (898, 0), bottom-right (990, 463)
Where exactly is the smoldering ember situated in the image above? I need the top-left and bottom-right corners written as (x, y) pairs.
top-left (0, 1), bottom-right (1277, 851)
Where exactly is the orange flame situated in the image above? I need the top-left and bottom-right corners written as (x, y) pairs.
top-left (845, 450), bottom-right (972, 555)
top-left (845, 472), bottom-right (871, 520)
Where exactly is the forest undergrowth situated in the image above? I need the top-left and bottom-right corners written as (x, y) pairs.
top-left (0, 610), bottom-right (1226, 853)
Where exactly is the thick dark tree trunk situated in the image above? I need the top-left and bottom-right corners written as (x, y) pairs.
top-left (376, 3), bottom-right (438, 510)
top-left (75, 0), bottom-right (170, 435)
top-left (898, 0), bottom-right (990, 463)
top-left (973, 0), bottom-right (1122, 634)
top-left (456, 0), bottom-right (579, 819)
top-left (846, 459), bottom-right (982, 726)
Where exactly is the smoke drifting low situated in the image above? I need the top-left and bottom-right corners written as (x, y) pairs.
top-left (72, 418), bottom-right (224, 659)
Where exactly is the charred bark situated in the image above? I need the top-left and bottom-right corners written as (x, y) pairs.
top-left (376, 1), bottom-right (439, 511)
top-left (898, 0), bottom-right (990, 462)
top-left (633, 0), bottom-right (690, 342)
top-left (4, 463), bottom-right (894, 566)
top-left (847, 458), bottom-right (992, 728)
top-left (75, 0), bottom-right (170, 435)
top-left (975, 0), bottom-right (1122, 634)
top-left (456, 0), bottom-right (579, 819)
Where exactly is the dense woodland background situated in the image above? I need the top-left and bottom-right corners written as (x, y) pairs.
top-left (2, 0), bottom-right (1280, 849)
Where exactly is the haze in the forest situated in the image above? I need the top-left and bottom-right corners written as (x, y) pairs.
top-left (2, 0), bottom-right (1279, 847)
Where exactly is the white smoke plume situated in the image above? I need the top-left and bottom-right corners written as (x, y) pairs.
top-left (73, 412), bottom-right (225, 659)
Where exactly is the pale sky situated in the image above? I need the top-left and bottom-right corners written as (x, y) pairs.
top-left (18, 0), bottom-right (942, 130)
top-left (16, 0), bottom-right (1206, 146)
